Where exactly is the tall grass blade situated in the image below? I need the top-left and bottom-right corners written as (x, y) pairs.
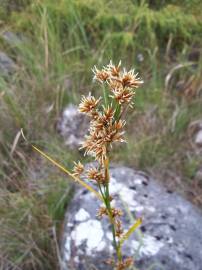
top-left (21, 129), bottom-right (102, 200)
top-left (31, 145), bottom-right (102, 201)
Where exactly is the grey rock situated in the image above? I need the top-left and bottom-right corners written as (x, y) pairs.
top-left (57, 105), bottom-right (89, 149)
top-left (0, 51), bottom-right (16, 76)
top-left (195, 130), bottom-right (202, 147)
top-left (2, 31), bottom-right (26, 46)
top-left (137, 53), bottom-right (144, 62)
top-left (61, 166), bottom-right (202, 270)
top-left (188, 120), bottom-right (202, 149)
top-left (195, 168), bottom-right (202, 182)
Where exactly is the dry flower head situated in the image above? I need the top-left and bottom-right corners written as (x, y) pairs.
top-left (72, 161), bottom-right (84, 176)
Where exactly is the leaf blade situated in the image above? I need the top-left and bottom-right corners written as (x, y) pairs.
top-left (31, 145), bottom-right (103, 201)
top-left (119, 218), bottom-right (142, 247)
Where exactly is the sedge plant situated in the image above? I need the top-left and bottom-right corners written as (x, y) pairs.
top-left (27, 61), bottom-right (143, 270)
top-left (72, 61), bottom-right (143, 269)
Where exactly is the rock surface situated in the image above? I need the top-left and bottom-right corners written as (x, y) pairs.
top-left (2, 31), bottom-right (25, 46)
top-left (61, 166), bottom-right (202, 270)
top-left (188, 120), bottom-right (202, 149)
top-left (0, 51), bottom-right (16, 76)
top-left (57, 104), bottom-right (89, 149)
top-left (195, 130), bottom-right (202, 146)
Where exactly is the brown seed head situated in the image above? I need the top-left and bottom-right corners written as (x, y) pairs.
top-left (116, 257), bottom-right (134, 270)
top-left (86, 167), bottom-right (105, 184)
top-left (108, 80), bottom-right (123, 93)
top-left (72, 161), bottom-right (84, 176)
top-left (111, 208), bottom-right (123, 218)
top-left (97, 206), bottom-right (108, 218)
top-left (92, 106), bottom-right (114, 130)
top-left (93, 66), bottom-right (110, 83)
top-left (78, 62), bottom-right (142, 164)
top-left (78, 94), bottom-right (101, 114)
top-left (80, 131), bottom-right (108, 164)
top-left (105, 120), bottom-right (125, 143)
top-left (115, 219), bottom-right (124, 238)
top-left (112, 87), bottom-right (134, 104)
top-left (81, 117), bottom-right (125, 163)
top-left (103, 106), bottom-right (114, 121)
top-left (90, 110), bottom-right (100, 120)
top-left (116, 69), bottom-right (143, 88)
top-left (105, 60), bottom-right (121, 77)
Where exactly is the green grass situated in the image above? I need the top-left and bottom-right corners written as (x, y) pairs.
top-left (0, 0), bottom-right (202, 269)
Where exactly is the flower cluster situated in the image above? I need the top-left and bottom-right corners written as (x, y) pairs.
top-left (73, 61), bottom-right (143, 270)
top-left (97, 206), bottom-right (123, 219)
top-left (72, 161), bottom-right (84, 176)
top-left (78, 61), bottom-right (143, 164)
top-left (93, 61), bottom-right (143, 105)
top-left (116, 257), bottom-right (134, 270)
top-left (106, 257), bottom-right (134, 270)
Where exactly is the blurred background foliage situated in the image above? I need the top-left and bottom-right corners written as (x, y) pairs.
top-left (0, 0), bottom-right (202, 269)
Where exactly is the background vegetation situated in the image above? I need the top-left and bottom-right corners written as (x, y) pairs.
top-left (0, 0), bottom-right (202, 269)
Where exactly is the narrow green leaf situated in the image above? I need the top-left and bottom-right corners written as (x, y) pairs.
top-left (119, 218), bottom-right (142, 247)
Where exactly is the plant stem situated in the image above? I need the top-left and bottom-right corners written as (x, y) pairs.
top-left (102, 157), bottom-right (122, 262)
top-left (102, 85), bottom-right (109, 107)
top-left (114, 102), bottom-right (121, 121)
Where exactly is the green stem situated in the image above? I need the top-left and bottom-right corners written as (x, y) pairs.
top-left (98, 183), bottom-right (106, 201)
top-left (114, 102), bottom-right (121, 121)
top-left (102, 157), bottom-right (122, 262)
top-left (106, 182), bottom-right (117, 248)
top-left (102, 85), bottom-right (109, 107)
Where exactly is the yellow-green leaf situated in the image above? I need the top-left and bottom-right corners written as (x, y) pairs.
top-left (31, 145), bottom-right (103, 201)
top-left (119, 218), bottom-right (142, 247)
